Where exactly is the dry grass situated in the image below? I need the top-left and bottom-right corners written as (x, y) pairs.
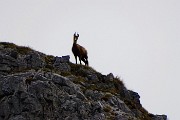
top-left (103, 105), bottom-right (112, 113)
top-left (101, 93), bottom-right (113, 101)
top-left (0, 42), bottom-right (33, 54)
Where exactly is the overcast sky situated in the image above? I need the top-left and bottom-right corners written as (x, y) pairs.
top-left (0, 0), bottom-right (180, 119)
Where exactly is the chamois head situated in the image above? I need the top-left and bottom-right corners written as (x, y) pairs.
top-left (72, 32), bottom-right (89, 66)
top-left (73, 32), bottom-right (79, 44)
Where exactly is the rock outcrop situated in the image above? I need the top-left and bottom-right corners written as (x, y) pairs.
top-left (0, 42), bottom-right (167, 120)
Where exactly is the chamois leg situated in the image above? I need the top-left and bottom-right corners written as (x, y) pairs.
top-left (82, 58), bottom-right (88, 66)
top-left (86, 59), bottom-right (89, 66)
top-left (75, 56), bottom-right (77, 64)
top-left (81, 58), bottom-right (86, 65)
top-left (79, 57), bottom-right (82, 65)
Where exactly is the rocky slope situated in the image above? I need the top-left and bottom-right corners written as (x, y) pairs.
top-left (0, 42), bottom-right (167, 120)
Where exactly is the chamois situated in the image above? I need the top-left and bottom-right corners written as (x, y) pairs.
top-left (72, 32), bottom-right (88, 66)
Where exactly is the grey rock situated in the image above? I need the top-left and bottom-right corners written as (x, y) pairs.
top-left (91, 113), bottom-right (105, 120)
top-left (115, 98), bottom-right (132, 113)
top-left (57, 63), bottom-right (71, 72)
top-left (53, 56), bottom-right (71, 72)
top-left (92, 101), bottom-right (103, 113)
top-left (85, 90), bottom-right (104, 101)
top-left (54, 56), bottom-right (70, 63)
top-left (151, 115), bottom-right (167, 120)
top-left (25, 52), bottom-right (45, 69)
top-left (87, 74), bottom-right (99, 81)
top-left (17, 55), bottom-right (28, 70)
top-left (115, 114), bottom-right (138, 120)
top-left (8, 50), bottom-right (18, 59)
top-left (0, 55), bottom-right (18, 74)
top-left (0, 64), bottom-right (11, 71)
top-left (0, 55), bottom-right (18, 67)
top-left (1, 76), bottom-right (25, 96)
top-left (9, 115), bottom-right (26, 120)
top-left (105, 73), bottom-right (114, 82)
top-left (128, 90), bottom-right (142, 108)
top-left (52, 74), bottom-right (72, 87)
top-left (76, 91), bottom-right (87, 100)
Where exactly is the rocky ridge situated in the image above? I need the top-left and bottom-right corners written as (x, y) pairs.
top-left (0, 42), bottom-right (167, 120)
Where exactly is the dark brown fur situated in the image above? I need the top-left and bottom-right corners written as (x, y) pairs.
top-left (72, 32), bottom-right (88, 66)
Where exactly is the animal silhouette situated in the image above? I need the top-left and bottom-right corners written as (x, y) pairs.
top-left (72, 32), bottom-right (88, 66)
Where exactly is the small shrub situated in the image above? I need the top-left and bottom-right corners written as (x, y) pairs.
top-left (124, 99), bottom-right (151, 120)
top-left (16, 46), bottom-right (32, 54)
top-left (86, 84), bottom-right (98, 91)
top-left (114, 76), bottom-right (124, 87)
top-left (69, 62), bottom-right (97, 76)
top-left (60, 71), bottom-right (72, 76)
top-left (44, 55), bottom-right (54, 64)
top-left (0, 42), bottom-right (17, 49)
top-left (124, 99), bottom-right (136, 109)
top-left (75, 76), bottom-right (86, 83)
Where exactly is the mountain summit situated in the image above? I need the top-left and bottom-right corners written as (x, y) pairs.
top-left (0, 42), bottom-right (167, 120)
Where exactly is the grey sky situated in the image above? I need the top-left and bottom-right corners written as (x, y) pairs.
top-left (0, 0), bottom-right (180, 119)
